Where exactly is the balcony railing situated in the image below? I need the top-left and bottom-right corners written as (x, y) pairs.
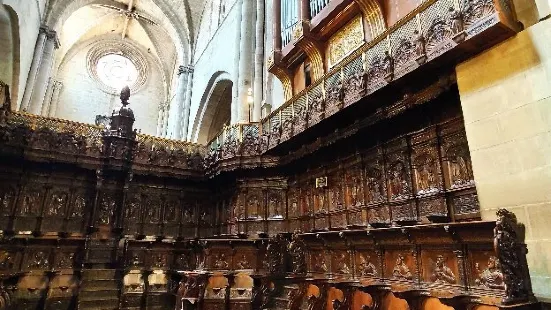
top-left (207, 122), bottom-right (262, 151)
top-left (263, 0), bottom-right (517, 150)
top-left (310, 0), bottom-right (331, 18)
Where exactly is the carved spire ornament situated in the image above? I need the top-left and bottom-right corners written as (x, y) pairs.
top-left (494, 209), bottom-right (534, 304)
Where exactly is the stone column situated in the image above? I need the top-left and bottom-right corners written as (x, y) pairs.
top-left (300, 0), bottom-right (310, 20)
top-left (41, 78), bottom-right (54, 116)
top-left (48, 80), bottom-right (63, 117)
top-left (162, 102), bottom-right (170, 137)
top-left (156, 102), bottom-right (165, 136)
top-left (170, 65), bottom-right (192, 140)
top-left (237, 0), bottom-right (255, 123)
top-left (27, 29), bottom-right (59, 115)
top-left (253, 0), bottom-right (265, 122)
top-left (20, 25), bottom-right (48, 111)
top-left (181, 66), bottom-right (194, 140)
top-left (273, 0), bottom-right (282, 51)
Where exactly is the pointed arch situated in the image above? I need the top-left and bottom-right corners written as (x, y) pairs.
top-left (353, 0), bottom-right (386, 38)
top-left (0, 4), bottom-right (20, 108)
top-left (191, 71), bottom-right (234, 144)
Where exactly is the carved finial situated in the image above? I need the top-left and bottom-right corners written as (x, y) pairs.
top-left (120, 86), bottom-right (131, 106)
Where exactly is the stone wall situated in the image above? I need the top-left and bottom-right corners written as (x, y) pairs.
top-left (55, 38), bottom-right (165, 135)
top-left (3, 0), bottom-right (44, 109)
top-left (187, 0), bottom-right (241, 140)
top-left (457, 18), bottom-right (551, 300)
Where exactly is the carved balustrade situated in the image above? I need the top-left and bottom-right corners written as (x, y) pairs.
top-left (263, 0), bottom-right (519, 151)
top-left (0, 109), bottom-right (205, 176)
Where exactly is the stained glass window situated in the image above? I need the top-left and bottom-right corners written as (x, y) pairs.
top-left (96, 54), bottom-right (139, 91)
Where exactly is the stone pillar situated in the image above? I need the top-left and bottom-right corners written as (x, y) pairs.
top-left (41, 78), bottom-right (54, 116)
top-left (170, 65), bottom-right (192, 140)
top-left (300, 0), bottom-right (310, 20)
top-left (181, 66), bottom-right (194, 141)
top-left (237, 0), bottom-right (255, 123)
top-left (253, 0), bottom-right (265, 122)
top-left (20, 25), bottom-right (48, 112)
top-left (156, 102), bottom-right (165, 136)
top-left (162, 103), bottom-right (170, 137)
top-left (273, 0), bottom-right (282, 51)
top-left (27, 29), bottom-right (59, 115)
top-left (48, 80), bottom-right (63, 117)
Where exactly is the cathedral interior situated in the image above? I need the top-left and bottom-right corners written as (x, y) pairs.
top-left (0, 0), bottom-right (550, 309)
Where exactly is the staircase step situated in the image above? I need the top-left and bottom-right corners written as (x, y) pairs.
top-left (79, 298), bottom-right (119, 310)
top-left (79, 289), bottom-right (119, 300)
top-left (81, 279), bottom-right (119, 291)
top-left (82, 269), bottom-right (117, 280)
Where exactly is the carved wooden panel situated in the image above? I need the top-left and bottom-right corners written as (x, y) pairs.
top-left (66, 191), bottom-right (88, 234)
top-left (411, 127), bottom-right (443, 197)
top-left (344, 162), bottom-right (364, 210)
top-left (14, 185), bottom-right (46, 232)
top-left (440, 119), bottom-right (475, 191)
top-left (384, 139), bottom-right (413, 202)
top-left (385, 250), bottom-right (416, 282)
top-left (364, 149), bottom-right (387, 206)
top-left (420, 250), bottom-right (460, 286)
top-left (355, 250), bottom-right (380, 278)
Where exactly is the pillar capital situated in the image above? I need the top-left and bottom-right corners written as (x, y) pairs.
top-left (178, 65), bottom-right (194, 75)
top-left (46, 30), bottom-right (61, 49)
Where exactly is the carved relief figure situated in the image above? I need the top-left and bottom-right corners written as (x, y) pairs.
top-left (147, 200), bottom-right (161, 223)
top-left (288, 234), bottom-right (307, 274)
top-left (71, 195), bottom-right (85, 217)
top-left (358, 254), bottom-right (378, 277)
top-left (0, 251), bottom-right (13, 270)
top-left (183, 207), bottom-right (194, 224)
top-left (236, 254), bottom-right (251, 269)
top-left (313, 252), bottom-right (328, 273)
top-left (99, 195), bottom-right (115, 225)
top-left (27, 251), bottom-right (49, 269)
top-left (152, 253), bottom-right (167, 268)
top-left (383, 51), bottom-right (394, 80)
top-left (449, 7), bottom-right (464, 35)
top-left (268, 194), bottom-right (282, 219)
top-left (247, 194), bottom-right (261, 219)
top-left (449, 146), bottom-right (474, 188)
top-left (475, 256), bottom-right (505, 289)
top-left (494, 209), bottom-right (529, 301)
top-left (56, 252), bottom-right (74, 269)
top-left (413, 30), bottom-right (426, 57)
top-left (430, 255), bottom-right (456, 284)
top-left (366, 167), bottom-right (385, 203)
top-left (336, 252), bottom-right (350, 274)
top-left (392, 254), bottom-right (413, 280)
top-left (20, 190), bottom-right (41, 216)
top-left (125, 198), bottom-right (140, 219)
top-left (213, 253), bottom-right (229, 269)
top-left (416, 155), bottom-right (438, 194)
top-left (175, 253), bottom-right (189, 270)
top-left (0, 189), bottom-right (14, 215)
top-left (389, 162), bottom-right (410, 199)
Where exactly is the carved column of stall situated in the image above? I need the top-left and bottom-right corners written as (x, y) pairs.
top-left (300, 0), bottom-right (310, 20)
top-left (181, 66), bottom-right (194, 141)
top-left (49, 80), bottom-right (63, 117)
top-left (27, 29), bottom-right (59, 115)
top-left (156, 102), bottom-right (165, 136)
top-left (252, 0), bottom-right (265, 122)
top-left (44, 80), bottom-right (63, 117)
top-left (162, 102), bottom-right (170, 138)
top-left (237, 0), bottom-right (255, 123)
top-left (169, 65), bottom-right (192, 140)
top-left (20, 25), bottom-right (48, 111)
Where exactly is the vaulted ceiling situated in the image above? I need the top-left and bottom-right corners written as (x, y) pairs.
top-left (46, 0), bottom-right (207, 96)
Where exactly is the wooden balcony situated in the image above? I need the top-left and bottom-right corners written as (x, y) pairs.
top-left (265, 0), bottom-right (520, 153)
